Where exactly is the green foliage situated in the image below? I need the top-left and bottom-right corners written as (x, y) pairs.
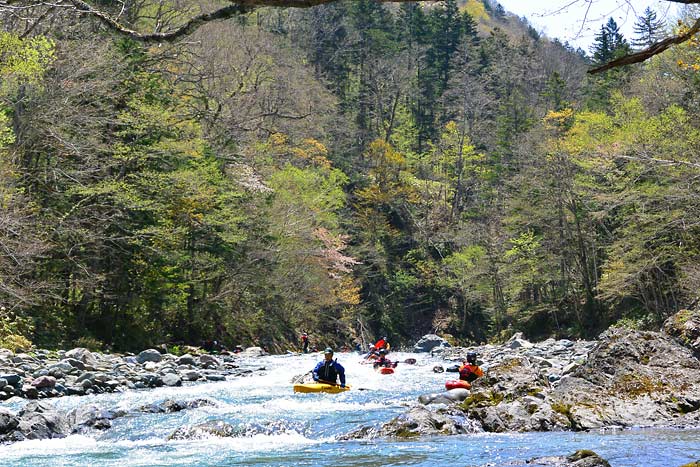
top-left (0, 32), bottom-right (54, 93)
top-left (0, 334), bottom-right (32, 353)
top-left (72, 336), bottom-right (105, 352)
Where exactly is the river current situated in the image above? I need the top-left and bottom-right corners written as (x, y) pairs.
top-left (2, 351), bottom-right (699, 467)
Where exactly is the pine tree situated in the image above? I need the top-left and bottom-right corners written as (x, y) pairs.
top-left (590, 18), bottom-right (630, 65)
top-left (632, 7), bottom-right (666, 48)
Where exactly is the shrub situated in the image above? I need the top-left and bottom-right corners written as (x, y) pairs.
top-left (0, 334), bottom-right (32, 352)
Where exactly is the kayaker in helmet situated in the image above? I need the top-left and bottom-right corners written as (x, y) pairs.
top-left (373, 349), bottom-right (395, 369)
top-left (364, 345), bottom-right (379, 361)
top-left (374, 336), bottom-right (389, 351)
top-left (300, 332), bottom-right (309, 353)
top-left (459, 351), bottom-right (484, 383)
top-left (313, 347), bottom-right (346, 387)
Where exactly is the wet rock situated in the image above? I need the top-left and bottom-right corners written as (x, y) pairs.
top-left (0, 408), bottom-right (19, 434)
top-left (67, 405), bottom-right (119, 431)
top-left (16, 401), bottom-right (70, 440)
top-left (169, 420), bottom-right (238, 440)
top-left (528, 449), bottom-right (611, 466)
top-left (418, 388), bottom-right (470, 405)
top-left (342, 405), bottom-right (481, 440)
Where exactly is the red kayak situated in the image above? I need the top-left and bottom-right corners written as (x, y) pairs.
top-left (378, 367), bottom-right (394, 375)
top-left (445, 379), bottom-right (471, 390)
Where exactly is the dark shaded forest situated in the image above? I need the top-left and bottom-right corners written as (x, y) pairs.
top-left (1, 0), bottom-right (700, 352)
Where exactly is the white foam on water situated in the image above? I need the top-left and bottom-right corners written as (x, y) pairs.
top-left (209, 396), bottom-right (387, 417)
top-left (0, 435), bottom-right (98, 459)
top-left (165, 431), bottom-right (328, 452)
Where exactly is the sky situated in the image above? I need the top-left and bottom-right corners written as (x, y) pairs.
top-left (497, 0), bottom-right (681, 52)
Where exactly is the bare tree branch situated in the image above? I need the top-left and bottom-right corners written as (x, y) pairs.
top-left (2, 0), bottom-right (438, 43)
top-left (588, 16), bottom-right (700, 73)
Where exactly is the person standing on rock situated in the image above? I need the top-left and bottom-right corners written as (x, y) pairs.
top-left (300, 332), bottom-right (309, 353)
top-left (312, 348), bottom-right (346, 387)
top-left (459, 351), bottom-right (484, 384)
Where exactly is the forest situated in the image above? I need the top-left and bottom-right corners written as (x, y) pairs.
top-left (1, 0), bottom-right (699, 352)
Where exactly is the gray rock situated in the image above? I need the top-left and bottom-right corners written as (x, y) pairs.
top-left (239, 347), bottom-right (265, 357)
top-left (528, 450), bottom-right (611, 467)
top-left (136, 349), bottom-right (163, 364)
top-left (169, 420), bottom-right (237, 440)
top-left (199, 354), bottom-right (221, 366)
top-left (64, 348), bottom-right (97, 368)
top-left (0, 408), bottom-right (19, 434)
top-left (31, 375), bottom-right (57, 389)
top-left (342, 405), bottom-right (481, 440)
top-left (0, 374), bottom-right (21, 386)
top-left (183, 370), bottom-right (202, 381)
top-left (418, 388), bottom-right (470, 405)
top-left (16, 401), bottom-right (70, 440)
top-left (176, 354), bottom-right (196, 365)
top-left (413, 334), bottom-right (451, 353)
top-left (162, 373), bottom-right (182, 387)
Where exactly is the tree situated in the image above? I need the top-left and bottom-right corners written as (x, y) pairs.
top-left (632, 7), bottom-right (667, 49)
top-left (2, 0), bottom-right (700, 74)
top-left (591, 18), bottom-right (630, 66)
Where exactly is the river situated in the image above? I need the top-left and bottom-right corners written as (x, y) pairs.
top-left (2, 351), bottom-right (699, 466)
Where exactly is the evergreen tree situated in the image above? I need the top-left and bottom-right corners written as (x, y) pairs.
top-left (632, 7), bottom-right (666, 48)
top-left (591, 18), bottom-right (630, 65)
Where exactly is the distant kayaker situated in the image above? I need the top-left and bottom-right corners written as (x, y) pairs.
top-left (313, 347), bottom-right (346, 388)
top-left (459, 351), bottom-right (484, 383)
top-left (300, 332), bottom-right (309, 353)
top-left (372, 349), bottom-right (395, 369)
top-left (364, 345), bottom-right (379, 360)
top-left (374, 336), bottom-right (390, 352)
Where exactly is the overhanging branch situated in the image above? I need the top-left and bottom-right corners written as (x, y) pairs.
top-left (5, 0), bottom-right (439, 43)
top-left (589, 16), bottom-right (700, 74)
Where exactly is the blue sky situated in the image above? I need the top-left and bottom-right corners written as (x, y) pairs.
top-left (498, 0), bottom-right (680, 51)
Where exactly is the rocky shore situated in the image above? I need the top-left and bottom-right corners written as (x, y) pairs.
top-left (1, 309), bottom-right (699, 467)
top-left (0, 346), bottom-right (268, 401)
top-left (347, 309), bottom-right (700, 440)
top-left (0, 345), bottom-right (270, 443)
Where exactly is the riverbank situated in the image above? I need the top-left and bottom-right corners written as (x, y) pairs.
top-left (1, 309), bottom-right (699, 454)
top-left (356, 309), bottom-right (700, 439)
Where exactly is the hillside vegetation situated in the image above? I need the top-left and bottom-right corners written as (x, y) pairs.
top-left (1, 0), bottom-right (699, 352)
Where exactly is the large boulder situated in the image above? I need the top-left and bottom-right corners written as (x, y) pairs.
top-left (341, 405), bottom-right (481, 439)
top-left (238, 347), bottom-right (266, 357)
top-left (528, 450), bottom-right (611, 467)
top-left (15, 401), bottom-right (70, 440)
top-left (64, 348), bottom-right (98, 368)
top-left (418, 388), bottom-right (470, 405)
top-left (663, 309), bottom-right (700, 357)
top-left (413, 334), bottom-right (451, 353)
top-left (0, 408), bottom-right (19, 435)
top-left (136, 349), bottom-right (163, 364)
top-left (169, 420), bottom-right (238, 440)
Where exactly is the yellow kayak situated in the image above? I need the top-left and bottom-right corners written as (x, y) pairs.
top-left (293, 383), bottom-right (351, 394)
